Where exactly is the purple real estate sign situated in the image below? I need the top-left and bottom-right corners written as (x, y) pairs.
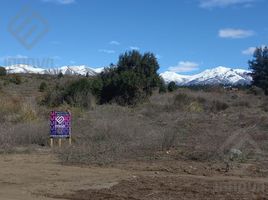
top-left (50, 111), bottom-right (71, 138)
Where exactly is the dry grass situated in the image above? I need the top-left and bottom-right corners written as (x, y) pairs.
top-left (0, 122), bottom-right (48, 153)
top-left (56, 88), bottom-right (268, 165)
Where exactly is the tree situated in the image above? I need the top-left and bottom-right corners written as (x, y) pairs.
top-left (158, 77), bottom-right (167, 93)
top-left (249, 46), bottom-right (268, 94)
top-left (58, 72), bottom-right (64, 78)
top-left (0, 66), bottom-right (7, 76)
top-left (39, 82), bottom-right (47, 92)
top-left (168, 81), bottom-right (177, 92)
top-left (100, 50), bottom-right (161, 105)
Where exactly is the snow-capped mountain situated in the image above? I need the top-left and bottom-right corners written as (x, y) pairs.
top-left (4, 64), bottom-right (103, 76)
top-left (160, 71), bottom-right (191, 85)
top-left (5, 64), bottom-right (46, 74)
top-left (160, 66), bottom-right (252, 86)
top-left (45, 65), bottom-right (98, 76)
top-left (4, 65), bottom-right (252, 86)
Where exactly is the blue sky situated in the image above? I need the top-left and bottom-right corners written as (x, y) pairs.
top-left (0, 0), bottom-right (267, 74)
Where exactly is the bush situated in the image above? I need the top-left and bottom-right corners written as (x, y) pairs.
top-left (158, 78), bottom-right (167, 93)
top-left (168, 81), bottom-right (177, 92)
top-left (57, 72), bottom-right (64, 79)
top-left (8, 74), bottom-right (22, 85)
top-left (260, 102), bottom-right (268, 112)
top-left (42, 78), bottom-right (102, 109)
top-left (0, 66), bottom-right (7, 76)
top-left (210, 100), bottom-right (229, 112)
top-left (247, 86), bottom-right (264, 96)
top-left (0, 122), bottom-right (48, 153)
top-left (100, 51), bottom-right (161, 105)
top-left (39, 82), bottom-right (47, 92)
top-left (173, 93), bottom-right (228, 113)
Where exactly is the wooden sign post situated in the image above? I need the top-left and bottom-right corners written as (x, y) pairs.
top-left (50, 111), bottom-right (72, 147)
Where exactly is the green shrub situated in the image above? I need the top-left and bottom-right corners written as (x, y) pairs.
top-left (39, 82), bottom-right (47, 92)
top-left (158, 78), bottom-right (167, 93)
top-left (0, 67), bottom-right (6, 76)
top-left (8, 74), bottom-right (22, 85)
top-left (100, 50), bottom-right (161, 105)
top-left (168, 81), bottom-right (177, 92)
top-left (247, 86), bottom-right (264, 96)
top-left (42, 77), bottom-right (102, 109)
top-left (57, 72), bottom-right (64, 79)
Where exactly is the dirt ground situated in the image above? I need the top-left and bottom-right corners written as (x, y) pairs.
top-left (1, 150), bottom-right (268, 200)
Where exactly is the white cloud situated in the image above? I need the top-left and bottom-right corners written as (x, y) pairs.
top-left (110, 41), bottom-right (120, 45)
top-left (219, 28), bottom-right (255, 39)
top-left (130, 46), bottom-right (140, 51)
top-left (242, 45), bottom-right (267, 55)
top-left (200, 0), bottom-right (255, 8)
top-left (42, 0), bottom-right (75, 5)
top-left (242, 47), bottom-right (256, 55)
top-left (98, 49), bottom-right (115, 54)
top-left (168, 61), bottom-right (199, 73)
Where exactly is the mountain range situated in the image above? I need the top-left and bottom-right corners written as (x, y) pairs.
top-left (3, 64), bottom-right (252, 86)
top-left (160, 66), bottom-right (252, 86)
top-left (4, 64), bottom-right (103, 76)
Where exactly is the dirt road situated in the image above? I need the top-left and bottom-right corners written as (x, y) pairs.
top-left (0, 152), bottom-right (133, 200)
top-left (1, 151), bottom-right (268, 200)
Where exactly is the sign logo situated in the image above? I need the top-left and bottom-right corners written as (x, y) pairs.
top-left (56, 116), bottom-right (65, 124)
top-left (50, 111), bottom-right (71, 138)
top-left (8, 6), bottom-right (49, 50)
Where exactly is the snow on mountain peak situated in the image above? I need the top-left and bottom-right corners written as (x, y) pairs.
top-left (160, 66), bottom-right (252, 86)
top-left (5, 64), bottom-right (46, 74)
top-left (3, 64), bottom-right (252, 86)
top-left (4, 64), bottom-right (103, 76)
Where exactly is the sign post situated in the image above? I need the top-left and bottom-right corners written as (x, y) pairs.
top-left (50, 111), bottom-right (71, 147)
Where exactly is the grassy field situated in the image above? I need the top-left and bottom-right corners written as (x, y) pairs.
top-left (1, 74), bottom-right (268, 199)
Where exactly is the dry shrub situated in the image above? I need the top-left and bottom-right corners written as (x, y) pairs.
top-left (247, 86), bottom-right (264, 96)
top-left (260, 102), bottom-right (268, 112)
top-left (0, 122), bottom-right (48, 153)
top-left (161, 130), bottom-right (179, 151)
top-left (210, 100), bottom-right (229, 112)
top-left (173, 93), bottom-right (205, 112)
top-left (232, 101), bottom-right (251, 108)
top-left (56, 104), bottom-right (169, 165)
top-left (181, 150), bottom-right (220, 162)
top-left (172, 93), bottom-right (228, 113)
top-left (0, 96), bottom-right (39, 123)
